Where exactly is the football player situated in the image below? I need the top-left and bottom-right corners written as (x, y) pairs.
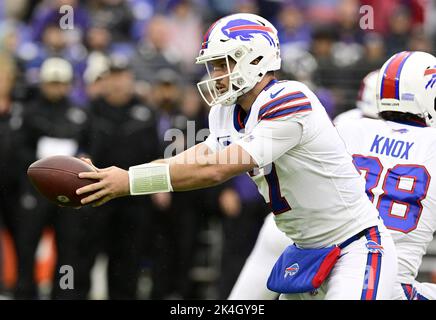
top-left (337, 51), bottom-right (436, 300)
top-left (229, 68), bottom-right (381, 300)
top-left (76, 13), bottom-right (397, 299)
top-left (230, 51), bottom-right (436, 300)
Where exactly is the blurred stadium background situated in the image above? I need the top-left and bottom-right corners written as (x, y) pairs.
top-left (0, 0), bottom-right (435, 299)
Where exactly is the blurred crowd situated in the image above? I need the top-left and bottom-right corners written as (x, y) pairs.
top-left (0, 0), bottom-right (434, 299)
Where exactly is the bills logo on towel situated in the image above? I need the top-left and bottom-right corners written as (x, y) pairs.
top-left (284, 263), bottom-right (299, 278)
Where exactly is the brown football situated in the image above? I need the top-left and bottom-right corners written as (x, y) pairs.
top-left (27, 155), bottom-right (97, 207)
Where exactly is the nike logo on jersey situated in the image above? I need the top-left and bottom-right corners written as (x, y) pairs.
top-left (370, 135), bottom-right (414, 160)
top-left (270, 87), bottom-right (285, 99)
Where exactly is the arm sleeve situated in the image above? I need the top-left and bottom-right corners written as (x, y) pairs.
top-left (234, 118), bottom-right (303, 168)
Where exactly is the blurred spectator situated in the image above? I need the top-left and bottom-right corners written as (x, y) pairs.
top-left (304, 0), bottom-right (339, 26)
top-left (234, 0), bottom-right (259, 14)
top-left (0, 21), bottom-right (30, 101)
top-left (425, 0), bottom-right (436, 41)
top-left (408, 28), bottom-right (434, 53)
top-left (84, 24), bottom-right (112, 54)
top-left (20, 19), bottom-right (88, 103)
top-left (86, 0), bottom-right (134, 43)
top-left (14, 57), bottom-right (87, 299)
top-left (330, 0), bottom-right (365, 69)
top-left (217, 175), bottom-right (269, 299)
top-left (128, 0), bottom-right (156, 41)
top-left (147, 70), bottom-right (208, 299)
top-left (0, 20), bottom-right (25, 55)
top-left (280, 46), bottom-right (317, 86)
top-left (275, 1), bottom-right (312, 51)
top-left (166, 0), bottom-right (203, 79)
top-left (342, 33), bottom-right (386, 116)
top-left (76, 57), bottom-right (160, 299)
top-left (385, 5), bottom-right (414, 57)
top-left (206, 0), bottom-right (236, 18)
top-left (1, 0), bottom-right (31, 22)
top-left (30, 0), bottom-right (90, 44)
top-left (309, 26), bottom-right (346, 116)
top-left (131, 15), bottom-right (181, 94)
top-left (361, 0), bottom-right (425, 35)
top-left (310, 27), bottom-right (338, 88)
top-left (256, 0), bottom-right (283, 22)
top-left (336, 0), bottom-right (364, 44)
top-left (361, 32), bottom-right (386, 69)
top-left (0, 53), bottom-right (26, 295)
top-left (82, 52), bottom-right (109, 101)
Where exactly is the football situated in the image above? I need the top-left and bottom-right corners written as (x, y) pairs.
top-left (27, 155), bottom-right (97, 207)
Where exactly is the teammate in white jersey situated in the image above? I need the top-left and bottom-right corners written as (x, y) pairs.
top-left (337, 51), bottom-right (436, 300)
top-left (230, 51), bottom-right (436, 300)
top-left (75, 13), bottom-right (397, 299)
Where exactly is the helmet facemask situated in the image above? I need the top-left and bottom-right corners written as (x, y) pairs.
top-left (196, 45), bottom-right (266, 107)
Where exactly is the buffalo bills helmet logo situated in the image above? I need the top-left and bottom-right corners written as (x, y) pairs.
top-left (221, 19), bottom-right (276, 47)
top-left (365, 241), bottom-right (384, 255)
top-left (425, 66), bottom-right (436, 89)
top-left (284, 263), bottom-right (299, 278)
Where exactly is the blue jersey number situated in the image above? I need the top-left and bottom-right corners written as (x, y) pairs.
top-left (264, 163), bottom-right (292, 215)
top-left (353, 155), bottom-right (431, 233)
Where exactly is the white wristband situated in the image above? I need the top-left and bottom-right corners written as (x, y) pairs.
top-left (128, 163), bottom-right (173, 195)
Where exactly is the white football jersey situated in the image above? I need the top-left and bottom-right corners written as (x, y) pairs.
top-left (333, 108), bottom-right (364, 126)
top-left (204, 80), bottom-right (381, 248)
top-left (336, 118), bottom-right (436, 283)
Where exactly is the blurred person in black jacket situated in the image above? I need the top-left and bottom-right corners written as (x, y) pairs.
top-left (0, 53), bottom-right (26, 295)
top-left (217, 174), bottom-right (270, 299)
top-left (15, 57), bottom-right (87, 299)
top-left (76, 56), bottom-right (160, 299)
top-left (148, 71), bottom-right (213, 299)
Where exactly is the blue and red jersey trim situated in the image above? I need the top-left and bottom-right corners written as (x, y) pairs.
top-left (258, 91), bottom-right (312, 121)
top-left (401, 283), bottom-right (429, 300)
top-left (233, 104), bottom-right (250, 131)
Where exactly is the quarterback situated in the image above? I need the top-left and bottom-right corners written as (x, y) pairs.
top-left (230, 51), bottom-right (436, 300)
top-left (76, 13), bottom-right (397, 299)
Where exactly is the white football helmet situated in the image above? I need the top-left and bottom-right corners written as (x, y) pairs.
top-left (357, 70), bottom-right (379, 119)
top-left (196, 13), bottom-right (281, 106)
top-left (377, 51), bottom-right (436, 127)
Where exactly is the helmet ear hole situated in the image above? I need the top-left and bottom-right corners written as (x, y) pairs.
top-left (250, 56), bottom-right (263, 65)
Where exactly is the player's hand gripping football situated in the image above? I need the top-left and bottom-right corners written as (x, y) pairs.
top-left (76, 158), bottom-right (130, 207)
